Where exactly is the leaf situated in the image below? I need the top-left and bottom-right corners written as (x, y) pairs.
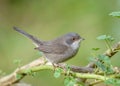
top-left (96, 35), bottom-right (115, 41)
top-left (16, 74), bottom-right (22, 79)
top-left (89, 57), bottom-right (97, 63)
top-left (64, 77), bottom-right (70, 86)
top-left (106, 66), bottom-right (114, 74)
top-left (115, 79), bottom-right (120, 86)
top-left (24, 69), bottom-right (33, 75)
top-left (96, 55), bottom-right (114, 74)
top-left (97, 54), bottom-right (106, 61)
top-left (96, 35), bottom-right (107, 40)
top-left (92, 48), bottom-right (100, 51)
top-left (65, 64), bottom-right (71, 71)
top-left (64, 77), bottom-right (76, 86)
top-left (106, 35), bottom-right (115, 41)
top-left (38, 51), bottom-right (43, 56)
top-left (109, 12), bottom-right (120, 18)
top-left (95, 61), bottom-right (106, 71)
top-left (105, 78), bottom-right (115, 85)
top-left (98, 55), bottom-right (111, 64)
top-left (105, 79), bottom-right (120, 86)
top-left (54, 68), bottom-right (62, 78)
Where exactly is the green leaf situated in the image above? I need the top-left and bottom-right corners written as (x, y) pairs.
top-left (38, 51), bottom-right (43, 56)
top-left (24, 69), bottom-right (36, 76)
top-left (54, 68), bottom-right (62, 78)
top-left (105, 79), bottom-right (120, 86)
top-left (97, 35), bottom-right (107, 40)
top-left (105, 78), bottom-right (115, 85)
top-left (16, 74), bottom-right (23, 79)
top-left (109, 12), bottom-right (120, 18)
top-left (96, 35), bottom-right (115, 41)
top-left (24, 69), bottom-right (33, 75)
top-left (65, 64), bottom-right (71, 71)
top-left (64, 76), bottom-right (76, 86)
top-left (106, 35), bottom-right (115, 41)
top-left (97, 55), bottom-right (106, 61)
top-left (89, 57), bottom-right (97, 63)
top-left (106, 66), bottom-right (114, 74)
top-left (65, 64), bottom-right (72, 75)
top-left (64, 77), bottom-right (70, 86)
top-left (96, 55), bottom-right (114, 74)
top-left (95, 61), bottom-right (106, 71)
top-left (97, 55), bottom-right (111, 64)
top-left (115, 79), bottom-right (120, 86)
top-left (92, 48), bottom-right (100, 51)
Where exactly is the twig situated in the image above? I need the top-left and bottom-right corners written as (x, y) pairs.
top-left (87, 41), bottom-right (120, 68)
top-left (0, 41), bottom-right (120, 86)
top-left (0, 59), bottom-right (93, 86)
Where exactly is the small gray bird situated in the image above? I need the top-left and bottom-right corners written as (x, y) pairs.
top-left (13, 27), bottom-right (84, 63)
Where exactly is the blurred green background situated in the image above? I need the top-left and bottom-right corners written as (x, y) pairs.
top-left (0, 0), bottom-right (120, 86)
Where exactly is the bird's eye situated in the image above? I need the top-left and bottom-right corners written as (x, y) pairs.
top-left (72, 37), bottom-right (75, 41)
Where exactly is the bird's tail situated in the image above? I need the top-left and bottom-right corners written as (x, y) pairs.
top-left (13, 27), bottom-right (43, 46)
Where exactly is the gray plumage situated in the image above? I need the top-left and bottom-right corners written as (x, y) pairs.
top-left (13, 27), bottom-right (84, 63)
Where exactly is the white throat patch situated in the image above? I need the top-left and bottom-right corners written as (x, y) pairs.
top-left (71, 40), bottom-right (80, 50)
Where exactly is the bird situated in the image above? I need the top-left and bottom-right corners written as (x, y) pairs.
top-left (13, 27), bottom-right (84, 63)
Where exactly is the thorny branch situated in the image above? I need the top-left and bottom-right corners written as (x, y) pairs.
top-left (0, 42), bottom-right (120, 86)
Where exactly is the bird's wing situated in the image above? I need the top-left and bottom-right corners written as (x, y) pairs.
top-left (35, 43), bottom-right (68, 54)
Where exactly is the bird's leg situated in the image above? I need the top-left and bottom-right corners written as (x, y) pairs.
top-left (52, 63), bottom-right (59, 72)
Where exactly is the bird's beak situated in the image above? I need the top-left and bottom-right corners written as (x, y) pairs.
top-left (81, 37), bottom-right (85, 41)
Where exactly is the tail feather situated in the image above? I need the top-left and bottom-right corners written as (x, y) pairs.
top-left (13, 27), bottom-right (43, 46)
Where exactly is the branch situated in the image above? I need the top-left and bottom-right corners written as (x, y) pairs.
top-left (0, 58), bottom-right (93, 86)
top-left (0, 41), bottom-right (120, 86)
top-left (0, 59), bottom-right (120, 86)
top-left (0, 58), bottom-right (45, 86)
top-left (87, 41), bottom-right (120, 68)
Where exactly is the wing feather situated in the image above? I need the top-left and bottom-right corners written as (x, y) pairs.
top-left (35, 43), bottom-right (68, 54)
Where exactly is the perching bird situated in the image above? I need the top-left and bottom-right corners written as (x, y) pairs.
top-left (13, 27), bottom-right (84, 63)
